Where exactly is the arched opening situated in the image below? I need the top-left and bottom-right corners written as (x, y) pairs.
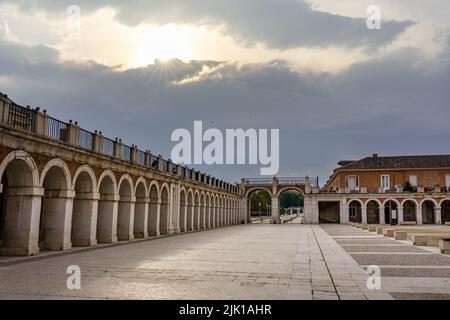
top-left (159, 186), bottom-right (170, 235)
top-left (179, 190), bottom-right (187, 232)
top-left (422, 200), bottom-right (435, 224)
top-left (134, 181), bottom-right (148, 238)
top-left (279, 189), bottom-right (304, 223)
top-left (148, 184), bottom-right (159, 236)
top-left (72, 169), bottom-right (97, 247)
top-left (186, 191), bottom-right (194, 231)
top-left (366, 201), bottom-right (380, 224)
top-left (403, 200), bottom-right (417, 222)
top-left (442, 201), bottom-right (450, 224)
top-left (0, 156), bottom-right (40, 256)
top-left (384, 200), bottom-right (398, 225)
top-left (200, 193), bottom-right (206, 229)
top-left (248, 189), bottom-right (271, 223)
top-left (193, 192), bottom-right (200, 230)
top-left (348, 201), bottom-right (362, 223)
top-left (97, 175), bottom-right (118, 243)
top-left (214, 196), bottom-right (220, 227)
top-left (117, 177), bottom-right (134, 241)
top-left (205, 195), bottom-right (211, 229)
top-left (40, 165), bottom-right (71, 251)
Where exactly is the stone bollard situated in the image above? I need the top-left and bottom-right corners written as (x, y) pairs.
top-left (412, 234), bottom-right (428, 246)
top-left (394, 231), bottom-right (407, 240)
top-left (368, 225), bottom-right (377, 232)
top-left (439, 239), bottom-right (450, 254)
top-left (361, 224), bottom-right (368, 230)
top-left (383, 229), bottom-right (395, 237)
top-left (376, 227), bottom-right (384, 235)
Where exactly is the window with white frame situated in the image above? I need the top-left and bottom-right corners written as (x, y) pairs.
top-left (409, 175), bottom-right (417, 187)
top-left (381, 175), bottom-right (390, 190)
top-left (349, 207), bottom-right (357, 217)
top-left (446, 174), bottom-right (450, 188)
top-left (345, 175), bottom-right (359, 190)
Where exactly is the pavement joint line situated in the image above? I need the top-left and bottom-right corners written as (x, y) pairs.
top-left (311, 226), bottom-right (341, 300)
top-left (361, 265), bottom-right (450, 269)
top-left (347, 252), bottom-right (434, 255)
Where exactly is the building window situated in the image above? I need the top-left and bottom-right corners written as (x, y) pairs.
top-left (349, 207), bottom-right (357, 217)
top-left (381, 175), bottom-right (390, 190)
top-left (446, 174), bottom-right (450, 188)
top-left (409, 175), bottom-right (417, 187)
top-left (345, 175), bottom-right (359, 190)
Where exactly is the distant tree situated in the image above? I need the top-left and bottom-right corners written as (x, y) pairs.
top-left (249, 190), bottom-right (271, 215)
top-left (279, 191), bottom-right (304, 210)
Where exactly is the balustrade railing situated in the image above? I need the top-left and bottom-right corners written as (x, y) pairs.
top-left (77, 128), bottom-right (93, 150)
top-left (7, 104), bottom-right (35, 132)
top-left (121, 144), bottom-right (131, 161)
top-left (101, 137), bottom-right (115, 157)
top-left (136, 150), bottom-right (146, 166)
top-left (47, 117), bottom-right (68, 142)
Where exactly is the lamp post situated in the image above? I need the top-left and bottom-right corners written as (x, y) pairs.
top-left (258, 202), bottom-right (261, 222)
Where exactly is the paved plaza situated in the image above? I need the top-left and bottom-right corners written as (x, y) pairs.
top-left (0, 224), bottom-right (449, 300)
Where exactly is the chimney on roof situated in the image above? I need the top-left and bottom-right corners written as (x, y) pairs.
top-left (373, 154), bottom-right (378, 158)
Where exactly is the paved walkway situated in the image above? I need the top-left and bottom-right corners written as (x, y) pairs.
top-left (0, 224), bottom-right (391, 300)
top-left (321, 225), bottom-right (450, 300)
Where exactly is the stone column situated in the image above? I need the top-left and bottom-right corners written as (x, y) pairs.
top-left (40, 189), bottom-right (75, 251)
top-left (186, 203), bottom-right (194, 231)
top-left (0, 186), bottom-right (44, 256)
top-left (72, 191), bottom-right (99, 247)
top-left (435, 207), bottom-right (442, 225)
top-left (240, 196), bottom-right (248, 224)
top-left (134, 196), bottom-right (149, 238)
top-left (271, 196), bottom-right (280, 224)
top-left (117, 195), bottom-right (136, 241)
top-left (397, 206), bottom-right (404, 225)
top-left (416, 206), bottom-right (423, 225)
top-left (362, 206), bottom-right (368, 224)
top-left (97, 194), bottom-right (119, 243)
top-left (340, 200), bottom-right (349, 224)
top-left (379, 206), bottom-right (385, 225)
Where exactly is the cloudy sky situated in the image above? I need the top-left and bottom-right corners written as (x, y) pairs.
top-left (1, 0), bottom-right (449, 185)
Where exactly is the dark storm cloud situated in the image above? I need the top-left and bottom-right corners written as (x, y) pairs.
top-left (4, 0), bottom-right (413, 50)
top-left (1, 39), bottom-right (449, 183)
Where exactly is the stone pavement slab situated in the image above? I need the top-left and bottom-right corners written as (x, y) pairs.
top-left (0, 224), bottom-right (392, 300)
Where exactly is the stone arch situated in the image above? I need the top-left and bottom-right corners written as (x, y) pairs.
top-left (159, 183), bottom-right (170, 235)
top-left (383, 199), bottom-right (399, 224)
top-left (200, 191), bottom-right (206, 229)
top-left (179, 187), bottom-right (187, 232)
top-left (148, 181), bottom-right (160, 236)
top-left (348, 199), bottom-right (363, 223)
top-left (97, 170), bottom-right (118, 244)
top-left (134, 177), bottom-right (148, 239)
top-left (402, 199), bottom-right (417, 222)
top-left (38, 158), bottom-right (73, 251)
top-left (117, 174), bottom-right (135, 241)
top-left (277, 186), bottom-right (305, 197)
top-left (245, 186), bottom-right (273, 198)
top-left (193, 190), bottom-right (200, 230)
top-left (0, 150), bottom-right (41, 256)
top-left (366, 199), bottom-right (381, 224)
top-left (72, 165), bottom-right (98, 248)
top-left (421, 198), bottom-right (437, 224)
top-left (186, 188), bottom-right (194, 231)
top-left (39, 158), bottom-right (71, 190)
top-left (205, 193), bottom-right (211, 229)
top-left (440, 199), bottom-right (450, 224)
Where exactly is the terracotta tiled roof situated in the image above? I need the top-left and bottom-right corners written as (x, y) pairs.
top-left (337, 155), bottom-right (450, 170)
